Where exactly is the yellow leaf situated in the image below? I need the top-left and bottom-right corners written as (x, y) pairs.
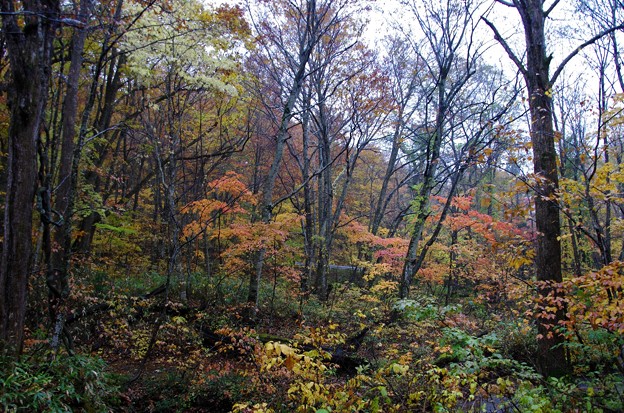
top-left (279, 343), bottom-right (295, 356)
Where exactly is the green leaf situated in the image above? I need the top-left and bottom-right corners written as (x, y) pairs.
top-left (94, 223), bottom-right (137, 235)
top-left (379, 386), bottom-right (388, 397)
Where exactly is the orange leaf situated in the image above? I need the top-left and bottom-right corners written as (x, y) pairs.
top-left (284, 354), bottom-right (296, 370)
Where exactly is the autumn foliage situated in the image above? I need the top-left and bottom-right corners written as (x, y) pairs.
top-left (1, 0), bottom-right (624, 411)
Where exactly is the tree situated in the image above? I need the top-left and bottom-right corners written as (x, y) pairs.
top-left (0, 0), bottom-right (60, 355)
top-left (553, 73), bottom-right (587, 277)
top-left (369, 35), bottom-right (422, 237)
top-left (117, 0), bottom-right (248, 304)
top-left (303, 31), bottom-right (385, 299)
top-left (245, 0), bottom-right (359, 308)
top-left (70, 0), bottom-right (130, 255)
top-left (397, 0), bottom-right (513, 299)
top-left (483, 0), bottom-right (624, 376)
top-left (46, 0), bottom-right (93, 354)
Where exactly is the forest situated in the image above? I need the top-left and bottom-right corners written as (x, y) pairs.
top-left (1, 0), bottom-right (624, 411)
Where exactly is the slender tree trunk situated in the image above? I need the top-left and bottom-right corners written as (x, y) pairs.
top-left (314, 96), bottom-right (333, 300)
top-left (248, 83), bottom-right (301, 306)
top-left (300, 93), bottom-right (314, 295)
top-left (248, 2), bottom-right (317, 307)
top-left (73, 0), bottom-right (125, 254)
top-left (371, 118), bottom-right (402, 235)
top-left (397, 0), bottom-right (482, 299)
top-left (445, 229), bottom-right (458, 306)
top-left (399, 86), bottom-right (446, 299)
top-left (48, 0), bottom-right (92, 353)
top-left (555, 96), bottom-right (582, 278)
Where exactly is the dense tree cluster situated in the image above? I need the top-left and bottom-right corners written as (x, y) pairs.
top-left (1, 0), bottom-right (624, 411)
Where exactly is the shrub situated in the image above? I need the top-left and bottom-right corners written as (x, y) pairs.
top-left (0, 352), bottom-right (117, 412)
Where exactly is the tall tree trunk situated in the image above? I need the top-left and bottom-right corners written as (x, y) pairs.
top-left (314, 97), bottom-right (332, 300)
top-left (73, 0), bottom-right (125, 254)
top-left (554, 104), bottom-right (583, 278)
top-left (300, 91), bottom-right (315, 295)
top-left (247, 0), bottom-right (318, 308)
top-left (0, 0), bottom-right (59, 354)
top-left (397, 0), bottom-right (479, 299)
top-left (248, 80), bottom-right (304, 307)
top-left (399, 86), bottom-right (446, 299)
top-left (371, 118), bottom-right (403, 236)
top-left (48, 0), bottom-right (92, 353)
top-left (484, 0), bottom-right (569, 376)
top-left (522, 4), bottom-right (568, 375)
top-left (371, 38), bottom-right (419, 236)
top-left (481, 0), bottom-right (624, 375)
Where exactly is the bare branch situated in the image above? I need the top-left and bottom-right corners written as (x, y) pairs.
top-left (481, 16), bottom-right (528, 78)
top-left (544, 0), bottom-right (561, 17)
top-left (551, 23), bottom-right (624, 85)
top-left (494, 0), bottom-right (516, 7)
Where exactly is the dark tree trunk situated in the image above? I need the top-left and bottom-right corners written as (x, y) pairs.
top-left (300, 90), bottom-right (315, 295)
top-left (483, 0), bottom-right (599, 377)
top-left (48, 0), bottom-right (91, 352)
top-left (370, 119), bottom-right (402, 236)
top-left (73, 1), bottom-right (125, 254)
top-left (314, 96), bottom-right (332, 300)
top-left (0, 0), bottom-right (60, 354)
top-left (515, 0), bottom-right (568, 377)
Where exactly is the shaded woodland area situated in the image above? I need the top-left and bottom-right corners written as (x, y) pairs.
top-left (1, 0), bottom-right (624, 411)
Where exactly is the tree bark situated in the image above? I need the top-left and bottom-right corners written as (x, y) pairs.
top-left (484, 0), bottom-right (570, 376)
top-left (516, 0), bottom-right (568, 376)
top-left (48, 0), bottom-right (92, 353)
top-left (0, 0), bottom-right (60, 354)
